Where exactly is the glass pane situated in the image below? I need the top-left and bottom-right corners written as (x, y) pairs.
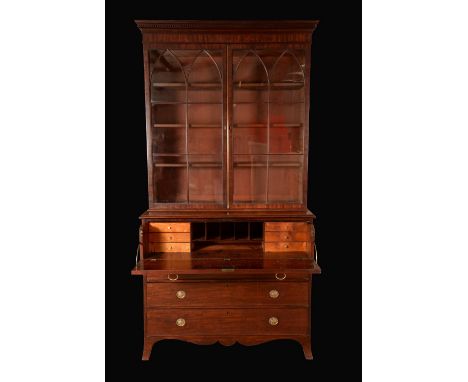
top-left (188, 103), bottom-right (222, 155)
top-left (233, 155), bottom-right (267, 203)
top-left (153, 156), bottom-right (187, 203)
top-left (187, 50), bottom-right (223, 103)
top-left (270, 50), bottom-right (305, 87)
top-left (268, 155), bottom-right (303, 203)
top-left (152, 125), bottom-right (186, 154)
top-left (270, 103), bottom-right (304, 154)
top-left (150, 50), bottom-right (186, 103)
top-left (189, 155), bottom-right (223, 203)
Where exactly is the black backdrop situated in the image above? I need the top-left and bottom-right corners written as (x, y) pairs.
top-left (106, 2), bottom-right (362, 380)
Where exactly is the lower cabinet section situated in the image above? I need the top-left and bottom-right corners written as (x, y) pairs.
top-left (146, 308), bottom-right (308, 336)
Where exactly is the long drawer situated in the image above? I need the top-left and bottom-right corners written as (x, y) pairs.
top-left (146, 281), bottom-right (309, 307)
top-left (146, 308), bottom-right (308, 336)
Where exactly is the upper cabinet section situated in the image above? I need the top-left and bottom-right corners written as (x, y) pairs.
top-left (137, 20), bottom-right (318, 210)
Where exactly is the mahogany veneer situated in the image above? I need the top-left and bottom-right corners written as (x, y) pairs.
top-left (132, 20), bottom-right (320, 360)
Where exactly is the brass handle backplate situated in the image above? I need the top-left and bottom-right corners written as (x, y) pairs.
top-left (176, 318), bottom-right (186, 327)
top-left (269, 317), bottom-right (279, 326)
top-left (176, 290), bottom-right (186, 299)
top-left (269, 289), bottom-right (279, 299)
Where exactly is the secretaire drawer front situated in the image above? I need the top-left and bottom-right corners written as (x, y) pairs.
top-left (148, 242), bottom-right (191, 253)
top-left (264, 231), bottom-right (310, 242)
top-left (148, 223), bottom-right (190, 233)
top-left (264, 222), bottom-right (310, 232)
top-left (264, 242), bottom-right (309, 252)
top-left (147, 282), bottom-right (258, 307)
top-left (148, 233), bottom-right (191, 243)
top-left (146, 308), bottom-right (308, 336)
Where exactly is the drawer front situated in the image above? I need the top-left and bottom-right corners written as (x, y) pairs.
top-left (264, 231), bottom-right (310, 242)
top-left (264, 222), bottom-right (310, 232)
top-left (148, 222), bottom-right (190, 233)
top-left (146, 281), bottom-right (308, 307)
top-left (147, 308), bottom-right (308, 336)
top-left (146, 272), bottom-right (310, 282)
top-left (148, 233), bottom-right (191, 243)
top-left (264, 242), bottom-right (309, 252)
top-left (148, 242), bottom-right (191, 253)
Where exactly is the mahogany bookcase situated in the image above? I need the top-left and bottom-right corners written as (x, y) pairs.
top-left (131, 20), bottom-right (321, 360)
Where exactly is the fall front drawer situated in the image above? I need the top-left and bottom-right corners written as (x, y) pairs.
top-left (146, 308), bottom-right (308, 336)
top-left (146, 282), bottom-right (309, 307)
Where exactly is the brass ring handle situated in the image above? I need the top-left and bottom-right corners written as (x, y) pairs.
top-left (269, 317), bottom-right (279, 326)
top-left (176, 318), bottom-right (186, 327)
top-left (269, 289), bottom-right (279, 299)
top-left (275, 273), bottom-right (286, 280)
top-left (176, 290), bottom-right (186, 299)
top-left (168, 274), bottom-right (178, 281)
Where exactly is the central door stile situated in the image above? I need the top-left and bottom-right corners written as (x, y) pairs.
top-left (225, 44), bottom-right (232, 209)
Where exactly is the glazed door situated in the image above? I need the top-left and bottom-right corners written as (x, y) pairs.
top-left (229, 46), bottom-right (308, 208)
top-left (147, 47), bottom-right (226, 207)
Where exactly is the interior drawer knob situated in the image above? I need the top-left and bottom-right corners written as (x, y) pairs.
top-left (284, 243), bottom-right (289, 248)
top-left (168, 226), bottom-right (172, 230)
top-left (176, 290), bottom-right (186, 299)
top-left (269, 289), bottom-right (279, 299)
top-left (269, 317), bottom-right (279, 326)
top-left (176, 318), bottom-right (186, 327)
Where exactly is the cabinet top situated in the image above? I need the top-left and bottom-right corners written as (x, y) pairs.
top-left (135, 19), bottom-right (319, 32)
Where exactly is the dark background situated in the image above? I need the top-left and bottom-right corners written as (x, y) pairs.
top-left (106, 1), bottom-right (361, 380)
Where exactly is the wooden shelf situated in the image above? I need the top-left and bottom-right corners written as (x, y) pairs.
top-left (234, 82), bottom-right (304, 89)
top-left (234, 161), bottom-right (302, 168)
top-left (154, 162), bottom-right (222, 168)
top-left (233, 101), bottom-right (304, 104)
top-left (152, 82), bottom-right (222, 89)
top-left (153, 124), bottom-right (221, 128)
top-left (233, 123), bottom-right (302, 128)
top-left (152, 101), bottom-right (222, 105)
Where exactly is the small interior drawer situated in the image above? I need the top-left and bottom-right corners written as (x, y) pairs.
top-left (148, 222), bottom-right (190, 233)
top-left (264, 222), bottom-right (310, 232)
top-left (148, 242), bottom-right (191, 253)
top-left (264, 231), bottom-right (310, 242)
top-left (264, 242), bottom-right (309, 252)
top-left (148, 233), bottom-right (191, 242)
